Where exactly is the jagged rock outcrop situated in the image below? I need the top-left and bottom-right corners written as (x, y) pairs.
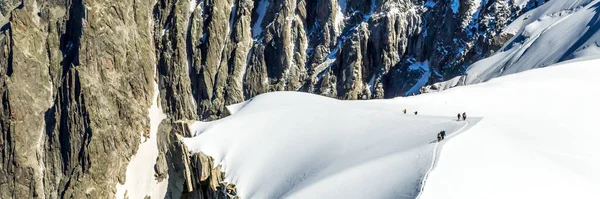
top-left (152, 0), bottom-right (546, 120)
top-left (0, 0), bottom-right (547, 198)
top-left (155, 120), bottom-right (237, 199)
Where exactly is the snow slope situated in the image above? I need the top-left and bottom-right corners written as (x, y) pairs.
top-left (182, 92), bottom-right (479, 198)
top-left (183, 57), bottom-right (600, 198)
top-left (406, 59), bottom-right (600, 199)
top-left (425, 0), bottom-right (600, 92)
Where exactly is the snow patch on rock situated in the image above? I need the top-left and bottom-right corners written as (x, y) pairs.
top-left (405, 61), bottom-right (430, 96)
top-left (252, 0), bottom-right (270, 39)
top-left (451, 0), bottom-right (460, 14)
top-left (115, 75), bottom-right (168, 199)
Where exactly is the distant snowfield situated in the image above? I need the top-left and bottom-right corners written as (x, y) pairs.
top-left (183, 57), bottom-right (600, 198)
top-left (427, 0), bottom-right (600, 92)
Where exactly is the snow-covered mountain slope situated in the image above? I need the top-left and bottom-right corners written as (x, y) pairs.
top-left (182, 57), bottom-right (600, 198)
top-left (423, 0), bottom-right (600, 92)
top-left (182, 92), bottom-right (479, 198)
top-left (400, 59), bottom-right (600, 199)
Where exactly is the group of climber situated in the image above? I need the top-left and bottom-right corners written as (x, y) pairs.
top-left (437, 130), bottom-right (446, 142)
top-left (402, 109), bottom-right (418, 115)
top-left (401, 108), bottom-right (468, 142)
top-left (439, 112), bottom-right (468, 142)
top-left (457, 112), bottom-right (467, 121)
top-left (402, 109), bottom-right (467, 121)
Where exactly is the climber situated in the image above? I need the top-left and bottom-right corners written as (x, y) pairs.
top-left (414, 111), bottom-right (418, 115)
top-left (457, 113), bottom-right (461, 121)
top-left (462, 112), bottom-right (467, 121)
top-left (403, 109), bottom-right (407, 114)
top-left (437, 130), bottom-right (446, 142)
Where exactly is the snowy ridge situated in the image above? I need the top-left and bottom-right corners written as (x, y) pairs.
top-left (225, 100), bottom-right (250, 115)
top-left (182, 56), bottom-right (600, 198)
top-left (182, 92), bottom-right (479, 198)
top-left (425, 0), bottom-right (600, 92)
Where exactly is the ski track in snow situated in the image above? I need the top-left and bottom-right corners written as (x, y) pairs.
top-left (417, 118), bottom-right (481, 199)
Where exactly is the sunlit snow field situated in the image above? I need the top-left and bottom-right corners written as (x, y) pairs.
top-left (183, 92), bottom-right (479, 198)
top-left (183, 58), bottom-right (599, 198)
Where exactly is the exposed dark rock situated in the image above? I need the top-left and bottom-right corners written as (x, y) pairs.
top-left (155, 120), bottom-right (237, 199)
top-left (1, 0), bottom-right (156, 198)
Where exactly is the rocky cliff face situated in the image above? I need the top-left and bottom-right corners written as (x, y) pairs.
top-left (154, 120), bottom-right (238, 199)
top-left (153, 0), bottom-right (545, 120)
top-left (1, 0), bottom-right (155, 198)
top-left (0, 0), bottom-right (544, 198)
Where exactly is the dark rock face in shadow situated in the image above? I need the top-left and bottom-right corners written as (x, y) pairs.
top-left (155, 120), bottom-right (238, 199)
